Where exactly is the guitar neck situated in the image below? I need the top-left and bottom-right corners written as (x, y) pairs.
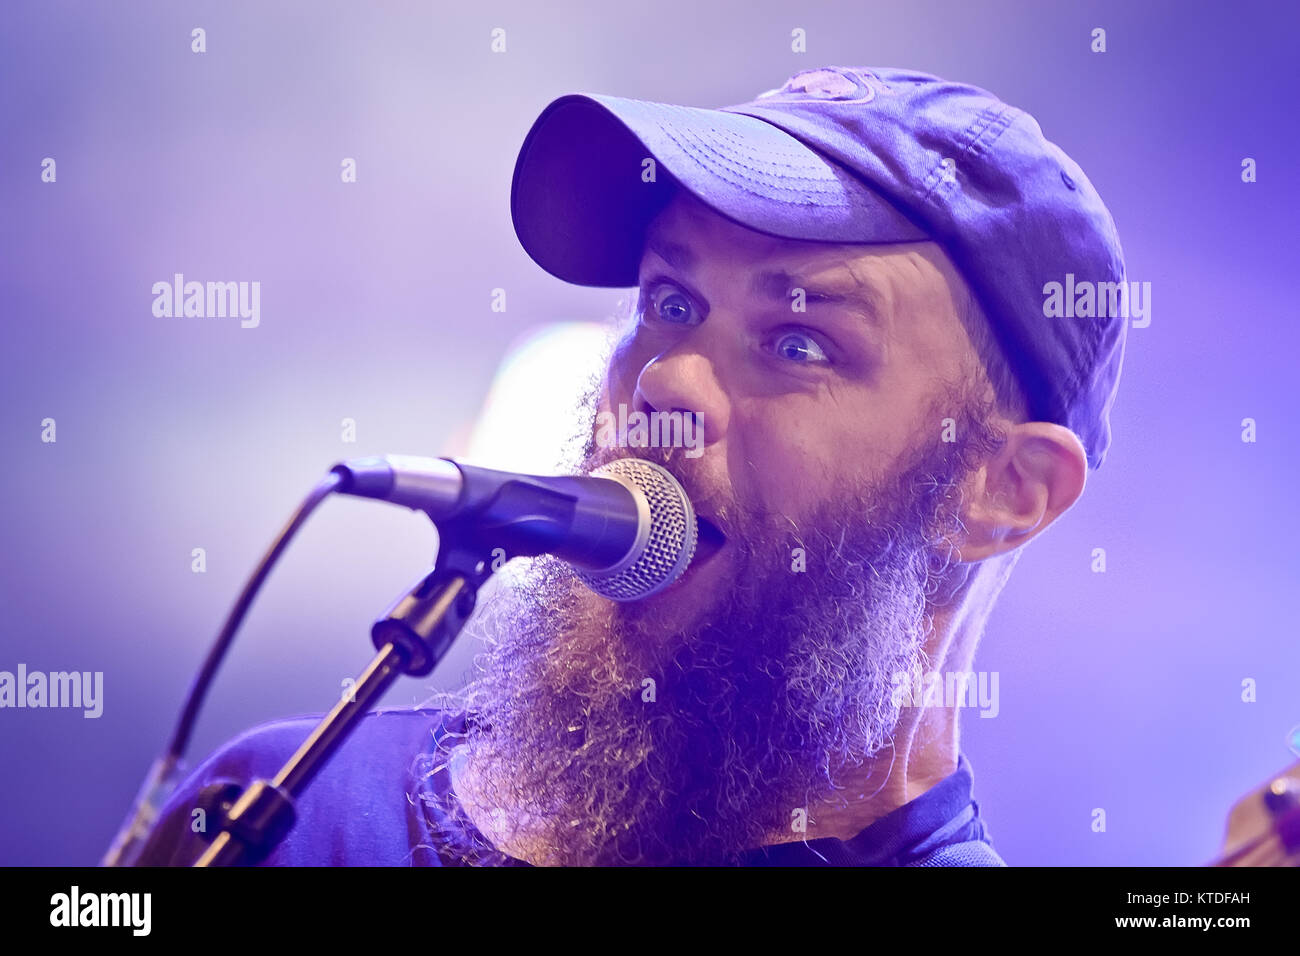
top-left (1211, 760), bottom-right (1300, 867)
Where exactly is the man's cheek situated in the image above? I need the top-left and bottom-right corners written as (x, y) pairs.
top-left (604, 350), bottom-right (645, 407)
top-left (746, 441), bottom-right (821, 509)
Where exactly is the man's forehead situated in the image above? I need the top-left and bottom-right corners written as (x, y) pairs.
top-left (645, 191), bottom-right (831, 263)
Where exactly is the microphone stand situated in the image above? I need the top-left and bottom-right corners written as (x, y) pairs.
top-left (192, 526), bottom-right (497, 867)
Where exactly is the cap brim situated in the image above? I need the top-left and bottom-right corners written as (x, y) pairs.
top-left (510, 93), bottom-right (929, 287)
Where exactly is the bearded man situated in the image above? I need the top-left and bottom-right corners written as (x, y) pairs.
top-left (134, 66), bottom-right (1126, 868)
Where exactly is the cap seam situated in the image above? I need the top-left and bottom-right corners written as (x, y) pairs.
top-left (661, 122), bottom-right (860, 207)
top-left (918, 103), bottom-right (1017, 207)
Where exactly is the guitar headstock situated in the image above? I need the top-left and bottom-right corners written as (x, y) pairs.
top-left (1211, 759), bottom-right (1300, 867)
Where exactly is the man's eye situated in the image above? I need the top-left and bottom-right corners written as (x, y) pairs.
top-left (771, 330), bottom-right (830, 364)
top-left (640, 282), bottom-right (702, 326)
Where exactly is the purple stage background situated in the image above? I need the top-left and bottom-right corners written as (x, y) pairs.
top-left (2, 0), bottom-right (1298, 866)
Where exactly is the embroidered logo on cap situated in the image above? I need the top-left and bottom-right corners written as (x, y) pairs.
top-left (754, 67), bottom-right (877, 105)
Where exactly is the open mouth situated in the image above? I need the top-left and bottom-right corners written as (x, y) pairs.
top-left (693, 516), bottom-right (728, 567)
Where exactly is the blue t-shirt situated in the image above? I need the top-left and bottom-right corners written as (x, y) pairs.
top-left (132, 708), bottom-right (1005, 867)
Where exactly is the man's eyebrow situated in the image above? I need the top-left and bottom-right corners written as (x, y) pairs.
top-left (751, 266), bottom-right (887, 323)
top-left (642, 234), bottom-right (886, 323)
top-left (644, 235), bottom-right (697, 273)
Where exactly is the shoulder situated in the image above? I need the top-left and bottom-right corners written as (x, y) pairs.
top-left (132, 707), bottom-right (464, 867)
top-left (225, 707), bottom-right (462, 772)
top-left (177, 707), bottom-right (461, 792)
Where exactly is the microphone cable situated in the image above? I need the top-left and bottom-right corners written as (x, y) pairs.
top-left (100, 471), bottom-right (342, 866)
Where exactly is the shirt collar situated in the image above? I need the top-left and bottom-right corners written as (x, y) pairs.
top-left (740, 753), bottom-right (980, 866)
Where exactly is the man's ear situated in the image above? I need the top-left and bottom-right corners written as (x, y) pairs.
top-left (957, 422), bottom-right (1088, 563)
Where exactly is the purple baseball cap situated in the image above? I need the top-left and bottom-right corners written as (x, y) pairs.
top-left (510, 66), bottom-right (1128, 469)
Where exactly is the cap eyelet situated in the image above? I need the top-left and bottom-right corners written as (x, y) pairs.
top-left (1060, 170), bottom-right (1077, 190)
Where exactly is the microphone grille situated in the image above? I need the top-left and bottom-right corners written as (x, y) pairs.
top-left (576, 458), bottom-right (697, 602)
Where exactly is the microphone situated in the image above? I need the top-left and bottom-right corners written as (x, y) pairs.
top-left (330, 455), bottom-right (698, 601)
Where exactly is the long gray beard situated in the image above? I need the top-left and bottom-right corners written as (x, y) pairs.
top-left (414, 399), bottom-right (1000, 866)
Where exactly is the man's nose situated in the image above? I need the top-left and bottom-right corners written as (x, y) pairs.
top-left (631, 344), bottom-right (730, 449)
